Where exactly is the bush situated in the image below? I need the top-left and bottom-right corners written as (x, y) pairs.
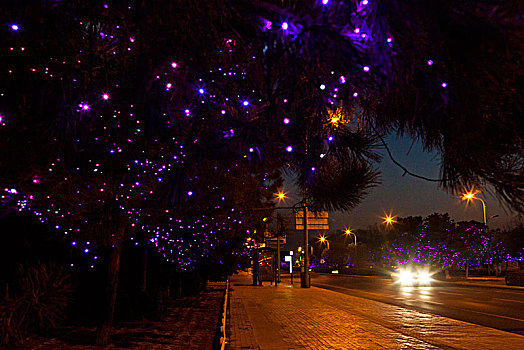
top-left (0, 262), bottom-right (73, 345)
top-left (0, 292), bottom-right (24, 345)
top-left (505, 271), bottom-right (524, 286)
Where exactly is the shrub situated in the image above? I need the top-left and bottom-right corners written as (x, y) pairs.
top-left (0, 262), bottom-right (73, 345)
top-left (505, 271), bottom-right (524, 286)
top-left (0, 290), bottom-right (24, 345)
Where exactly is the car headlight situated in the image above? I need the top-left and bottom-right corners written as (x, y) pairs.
top-left (398, 270), bottom-right (415, 286)
top-left (417, 271), bottom-right (432, 285)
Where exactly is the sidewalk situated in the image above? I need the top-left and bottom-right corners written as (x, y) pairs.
top-left (226, 272), bottom-right (524, 350)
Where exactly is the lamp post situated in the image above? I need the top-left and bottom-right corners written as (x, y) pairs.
top-left (318, 235), bottom-right (330, 249)
top-left (253, 189), bottom-right (313, 288)
top-left (345, 228), bottom-right (356, 246)
top-left (461, 189), bottom-right (487, 225)
top-left (460, 189), bottom-right (490, 278)
top-left (273, 191), bottom-right (289, 285)
top-left (300, 197), bottom-right (310, 288)
top-left (254, 190), bottom-right (313, 288)
top-left (318, 235), bottom-right (329, 268)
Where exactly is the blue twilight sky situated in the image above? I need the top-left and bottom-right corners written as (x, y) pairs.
top-left (282, 134), bottom-right (519, 236)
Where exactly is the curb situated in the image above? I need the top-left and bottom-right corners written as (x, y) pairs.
top-left (436, 279), bottom-right (524, 290)
top-left (219, 278), bottom-right (229, 350)
top-left (313, 272), bottom-right (524, 290)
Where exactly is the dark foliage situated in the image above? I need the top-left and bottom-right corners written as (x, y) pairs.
top-left (1, 263), bottom-right (73, 345)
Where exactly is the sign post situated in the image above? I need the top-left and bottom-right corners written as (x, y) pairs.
top-left (285, 254), bottom-right (292, 284)
top-left (277, 234), bottom-right (281, 284)
top-left (303, 205), bottom-right (309, 287)
top-left (296, 209), bottom-right (329, 288)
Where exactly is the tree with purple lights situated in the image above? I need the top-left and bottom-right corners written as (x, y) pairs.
top-left (1, 0), bottom-right (523, 345)
top-left (0, 2), bottom-right (280, 343)
top-left (380, 213), bottom-right (521, 273)
top-left (382, 216), bottom-right (422, 265)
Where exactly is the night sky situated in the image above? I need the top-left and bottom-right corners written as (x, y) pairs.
top-left (284, 134), bottom-right (518, 236)
top-left (332, 134), bottom-right (517, 231)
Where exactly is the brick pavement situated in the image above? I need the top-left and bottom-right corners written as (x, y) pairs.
top-left (226, 272), bottom-right (524, 350)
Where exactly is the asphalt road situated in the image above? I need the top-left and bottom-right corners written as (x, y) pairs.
top-left (310, 272), bottom-right (524, 336)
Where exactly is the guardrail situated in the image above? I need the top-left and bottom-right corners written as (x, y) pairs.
top-left (218, 278), bottom-right (229, 350)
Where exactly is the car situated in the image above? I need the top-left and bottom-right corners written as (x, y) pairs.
top-left (392, 267), bottom-right (434, 286)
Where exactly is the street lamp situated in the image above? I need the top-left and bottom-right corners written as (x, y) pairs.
top-left (344, 228), bottom-right (357, 246)
top-left (276, 190), bottom-right (287, 202)
top-left (461, 189), bottom-right (487, 225)
top-left (382, 213), bottom-right (397, 226)
top-left (460, 189), bottom-right (491, 278)
top-left (273, 190), bottom-right (290, 285)
top-left (253, 190), bottom-right (312, 288)
top-left (318, 235), bottom-right (330, 249)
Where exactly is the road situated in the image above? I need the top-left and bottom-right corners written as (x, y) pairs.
top-left (310, 272), bottom-right (524, 336)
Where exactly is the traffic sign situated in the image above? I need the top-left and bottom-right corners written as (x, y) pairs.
top-left (266, 237), bottom-right (286, 249)
top-left (295, 211), bottom-right (329, 230)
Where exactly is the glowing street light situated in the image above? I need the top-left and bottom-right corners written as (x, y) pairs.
top-left (318, 235), bottom-right (330, 249)
top-left (330, 116), bottom-right (340, 125)
top-left (382, 213), bottom-right (397, 226)
top-left (328, 107), bottom-right (347, 127)
top-left (345, 228), bottom-right (357, 246)
top-left (461, 189), bottom-right (487, 225)
top-left (275, 190), bottom-right (287, 202)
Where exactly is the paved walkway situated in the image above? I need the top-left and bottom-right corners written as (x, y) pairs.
top-left (227, 272), bottom-right (524, 350)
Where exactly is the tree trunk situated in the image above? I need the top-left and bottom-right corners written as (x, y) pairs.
top-left (139, 247), bottom-right (148, 294)
top-left (172, 269), bottom-right (182, 298)
top-left (96, 222), bottom-right (126, 346)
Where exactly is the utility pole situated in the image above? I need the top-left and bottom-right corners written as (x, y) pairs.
top-left (276, 235), bottom-right (281, 284)
top-left (253, 242), bottom-right (259, 286)
top-left (301, 201), bottom-right (310, 288)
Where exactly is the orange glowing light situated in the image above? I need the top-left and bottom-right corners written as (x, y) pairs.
top-left (460, 188), bottom-right (487, 225)
top-left (276, 190), bottom-right (287, 201)
top-left (345, 227), bottom-right (357, 245)
top-left (461, 189), bottom-right (479, 203)
top-left (327, 107), bottom-right (347, 127)
top-left (382, 214), bottom-right (397, 226)
top-left (318, 234), bottom-right (330, 249)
